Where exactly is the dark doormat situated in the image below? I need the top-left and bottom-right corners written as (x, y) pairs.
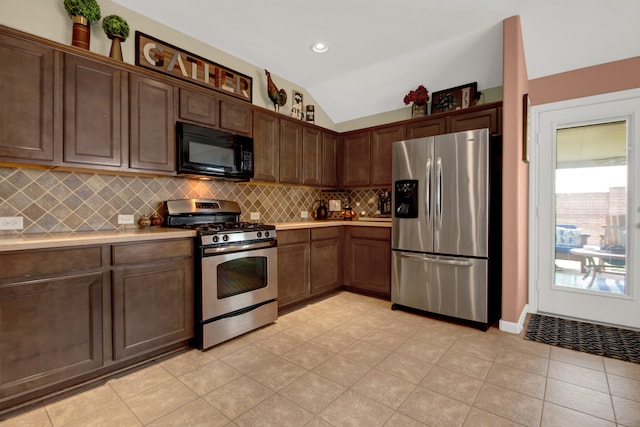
top-left (525, 314), bottom-right (640, 364)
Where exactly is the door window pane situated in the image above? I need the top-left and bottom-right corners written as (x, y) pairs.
top-left (554, 122), bottom-right (627, 294)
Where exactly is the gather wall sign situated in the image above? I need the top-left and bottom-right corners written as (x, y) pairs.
top-left (135, 31), bottom-right (252, 103)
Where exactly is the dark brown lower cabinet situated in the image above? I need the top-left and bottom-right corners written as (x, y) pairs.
top-left (0, 238), bottom-right (194, 412)
top-left (344, 226), bottom-right (391, 298)
top-left (112, 259), bottom-right (194, 360)
top-left (310, 227), bottom-right (341, 295)
top-left (277, 229), bottom-right (310, 309)
top-left (277, 227), bottom-right (343, 311)
top-left (0, 272), bottom-right (104, 401)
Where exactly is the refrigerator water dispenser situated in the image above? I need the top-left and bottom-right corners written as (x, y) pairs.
top-left (394, 180), bottom-right (418, 218)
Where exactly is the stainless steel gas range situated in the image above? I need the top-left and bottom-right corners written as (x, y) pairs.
top-left (164, 199), bottom-right (278, 350)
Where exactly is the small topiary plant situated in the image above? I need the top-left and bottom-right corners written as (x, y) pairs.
top-left (63, 0), bottom-right (101, 23)
top-left (102, 15), bottom-right (130, 39)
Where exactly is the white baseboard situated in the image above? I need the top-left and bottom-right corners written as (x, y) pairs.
top-left (499, 304), bottom-right (529, 334)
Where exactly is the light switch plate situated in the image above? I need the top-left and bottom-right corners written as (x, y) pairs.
top-left (250, 212), bottom-right (260, 220)
top-left (329, 200), bottom-right (341, 211)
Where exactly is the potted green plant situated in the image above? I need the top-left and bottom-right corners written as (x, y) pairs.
top-left (63, 0), bottom-right (101, 50)
top-left (102, 15), bottom-right (130, 61)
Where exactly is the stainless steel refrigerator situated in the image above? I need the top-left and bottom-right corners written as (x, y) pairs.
top-left (391, 128), bottom-right (501, 326)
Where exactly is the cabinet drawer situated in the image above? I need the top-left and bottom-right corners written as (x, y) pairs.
top-left (0, 246), bottom-right (104, 281)
top-left (112, 239), bottom-right (193, 265)
top-left (311, 227), bottom-right (340, 241)
top-left (347, 227), bottom-right (390, 240)
top-left (277, 229), bottom-right (310, 245)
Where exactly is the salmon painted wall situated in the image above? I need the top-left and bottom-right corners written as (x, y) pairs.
top-left (529, 56), bottom-right (640, 105)
top-left (501, 16), bottom-right (529, 326)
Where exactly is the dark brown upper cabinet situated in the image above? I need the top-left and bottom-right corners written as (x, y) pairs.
top-left (178, 87), bottom-right (218, 127)
top-left (340, 131), bottom-right (371, 188)
top-left (0, 33), bottom-right (57, 164)
top-left (371, 124), bottom-right (405, 187)
top-left (279, 118), bottom-right (303, 185)
top-left (302, 126), bottom-right (322, 186)
top-left (129, 73), bottom-right (175, 174)
top-left (220, 100), bottom-right (253, 136)
top-left (63, 54), bottom-right (127, 169)
top-left (252, 110), bottom-right (280, 182)
top-left (321, 132), bottom-right (338, 188)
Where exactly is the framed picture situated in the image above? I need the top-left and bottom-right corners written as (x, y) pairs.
top-left (431, 82), bottom-right (477, 114)
top-left (523, 93), bottom-right (531, 163)
top-left (291, 90), bottom-right (303, 120)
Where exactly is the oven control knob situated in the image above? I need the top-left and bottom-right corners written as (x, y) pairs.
top-left (212, 235), bottom-right (219, 243)
top-left (223, 234), bottom-right (229, 242)
top-left (264, 231), bottom-right (270, 238)
top-left (257, 231), bottom-right (262, 238)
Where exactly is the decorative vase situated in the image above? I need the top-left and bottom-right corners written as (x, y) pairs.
top-left (71, 15), bottom-right (90, 50)
top-left (108, 35), bottom-right (124, 61)
top-left (411, 103), bottom-right (427, 118)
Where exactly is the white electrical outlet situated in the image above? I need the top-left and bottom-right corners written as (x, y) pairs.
top-left (301, 211), bottom-right (309, 218)
top-left (0, 216), bottom-right (23, 230)
top-left (250, 212), bottom-right (260, 221)
top-left (329, 200), bottom-right (341, 211)
top-left (118, 214), bottom-right (135, 225)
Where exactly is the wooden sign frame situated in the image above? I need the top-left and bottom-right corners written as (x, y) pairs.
top-left (135, 31), bottom-right (252, 103)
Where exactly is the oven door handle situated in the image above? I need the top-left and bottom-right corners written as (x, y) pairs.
top-left (203, 239), bottom-right (277, 256)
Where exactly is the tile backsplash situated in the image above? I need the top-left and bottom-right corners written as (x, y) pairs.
top-left (0, 167), bottom-right (390, 234)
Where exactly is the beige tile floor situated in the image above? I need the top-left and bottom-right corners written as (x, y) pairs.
top-left (2, 291), bottom-right (640, 427)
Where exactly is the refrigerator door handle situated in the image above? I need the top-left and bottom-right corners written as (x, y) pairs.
top-left (400, 252), bottom-right (473, 267)
top-left (425, 158), bottom-right (432, 220)
top-left (435, 157), bottom-right (443, 229)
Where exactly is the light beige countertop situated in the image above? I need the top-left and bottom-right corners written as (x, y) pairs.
top-left (274, 220), bottom-right (391, 230)
top-left (0, 228), bottom-right (196, 252)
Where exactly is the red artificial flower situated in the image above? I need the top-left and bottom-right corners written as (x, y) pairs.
top-left (403, 85), bottom-right (430, 105)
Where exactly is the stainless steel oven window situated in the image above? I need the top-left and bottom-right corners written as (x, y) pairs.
top-left (217, 256), bottom-right (268, 298)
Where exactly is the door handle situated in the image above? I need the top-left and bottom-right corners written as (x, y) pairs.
top-left (425, 159), bottom-right (432, 221)
top-left (435, 157), bottom-right (443, 228)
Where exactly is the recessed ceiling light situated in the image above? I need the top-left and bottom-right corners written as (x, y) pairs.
top-left (311, 41), bottom-right (329, 54)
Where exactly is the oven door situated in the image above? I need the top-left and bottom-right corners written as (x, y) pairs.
top-left (201, 242), bottom-right (277, 320)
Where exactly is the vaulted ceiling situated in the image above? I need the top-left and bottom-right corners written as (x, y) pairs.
top-left (113, 0), bottom-right (640, 124)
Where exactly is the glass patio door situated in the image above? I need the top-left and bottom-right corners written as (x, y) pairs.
top-left (534, 91), bottom-right (640, 329)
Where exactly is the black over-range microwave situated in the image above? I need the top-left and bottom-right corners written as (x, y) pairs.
top-left (176, 121), bottom-right (254, 181)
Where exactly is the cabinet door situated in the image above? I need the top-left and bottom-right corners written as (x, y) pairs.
top-left (220, 100), bottom-right (252, 136)
top-left (302, 126), bottom-right (322, 186)
top-left (371, 124), bottom-right (405, 187)
top-left (253, 111), bottom-right (279, 182)
top-left (321, 132), bottom-right (338, 188)
top-left (277, 230), bottom-right (310, 308)
top-left (0, 34), bottom-right (56, 163)
top-left (448, 107), bottom-right (500, 135)
top-left (406, 117), bottom-right (447, 139)
top-left (0, 273), bottom-right (103, 399)
top-left (310, 227), bottom-right (341, 295)
top-left (64, 54), bottom-right (126, 168)
top-left (178, 88), bottom-right (218, 126)
top-left (112, 258), bottom-right (194, 360)
top-left (279, 118), bottom-right (303, 184)
top-left (341, 131), bottom-right (371, 188)
top-left (129, 73), bottom-right (175, 173)
top-left (344, 227), bottom-right (391, 297)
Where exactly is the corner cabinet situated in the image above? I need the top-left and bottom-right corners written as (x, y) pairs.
top-left (340, 131), bottom-right (371, 188)
top-left (344, 226), bottom-right (391, 298)
top-left (302, 126), bottom-right (322, 186)
top-left (111, 239), bottom-right (194, 360)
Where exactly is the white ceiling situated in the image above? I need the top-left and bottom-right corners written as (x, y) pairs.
top-left (113, 0), bottom-right (640, 124)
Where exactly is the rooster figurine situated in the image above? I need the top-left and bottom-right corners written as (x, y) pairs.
top-left (265, 69), bottom-right (287, 112)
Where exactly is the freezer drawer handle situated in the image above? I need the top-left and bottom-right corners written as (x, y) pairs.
top-left (401, 252), bottom-right (473, 267)
top-left (435, 157), bottom-right (443, 229)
